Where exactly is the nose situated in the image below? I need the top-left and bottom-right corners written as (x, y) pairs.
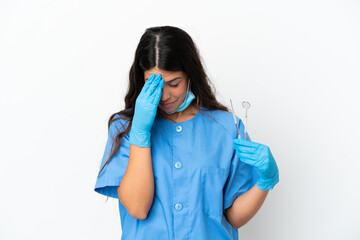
top-left (161, 87), bottom-right (171, 102)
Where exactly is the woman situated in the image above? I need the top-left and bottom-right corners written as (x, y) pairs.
top-left (94, 26), bottom-right (279, 240)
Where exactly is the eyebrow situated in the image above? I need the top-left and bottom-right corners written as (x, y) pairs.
top-left (145, 77), bottom-right (182, 83)
top-left (165, 77), bottom-right (182, 83)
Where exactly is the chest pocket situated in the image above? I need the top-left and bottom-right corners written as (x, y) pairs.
top-left (200, 167), bottom-right (229, 218)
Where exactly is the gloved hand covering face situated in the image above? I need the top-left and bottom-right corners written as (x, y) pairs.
top-left (233, 139), bottom-right (279, 191)
top-left (129, 73), bottom-right (164, 147)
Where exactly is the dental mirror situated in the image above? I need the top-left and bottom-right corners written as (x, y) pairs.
top-left (242, 101), bottom-right (251, 140)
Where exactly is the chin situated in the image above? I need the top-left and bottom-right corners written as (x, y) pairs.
top-left (159, 105), bottom-right (177, 114)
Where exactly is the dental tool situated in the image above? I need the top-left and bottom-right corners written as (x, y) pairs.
top-left (230, 99), bottom-right (241, 139)
top-left (242, 101), bottom-right (251, 140)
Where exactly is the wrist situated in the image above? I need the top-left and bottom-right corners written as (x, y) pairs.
top-left (129, 127), bottom-right (151, 148)
top-left (256, 170), bottom-right (279, 191)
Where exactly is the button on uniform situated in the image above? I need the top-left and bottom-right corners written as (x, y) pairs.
top-left (174, 203), bottom-right (183, 211)
top-left (175, 162), bottom-right (182, 168)
top-left (176, 125), bottom-right (182, 132)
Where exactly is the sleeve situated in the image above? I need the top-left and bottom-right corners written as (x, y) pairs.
top-left (223, 117), bottom-right (260, 210)
top-left (94, 114), bottom-right (130, 199)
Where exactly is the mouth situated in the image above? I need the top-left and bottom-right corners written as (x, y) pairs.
top-left (160, 101), bottom-right (176, 108)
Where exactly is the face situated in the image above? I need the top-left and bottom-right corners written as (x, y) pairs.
top-left (144, 67), bottom-right (189, 112)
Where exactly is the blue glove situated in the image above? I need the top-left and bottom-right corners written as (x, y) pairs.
top-left (129, 73), bottom-right (164, 147)
top-left (233, 139), bottom-right (279, 191)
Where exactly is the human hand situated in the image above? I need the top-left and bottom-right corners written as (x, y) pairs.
top-left (233, 139), bottom-right (279, 191)
top-left (129, 73), bottom-right (164, 147)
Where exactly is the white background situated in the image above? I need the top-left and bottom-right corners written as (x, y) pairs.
top-left (1, 0), bottom-right (359, 239)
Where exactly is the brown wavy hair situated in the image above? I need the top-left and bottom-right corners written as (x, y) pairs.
top-left (97, 26), bottom-right (231, 178)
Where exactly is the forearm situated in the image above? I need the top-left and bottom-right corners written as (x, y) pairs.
top-left (225, 184), bottom-right (268, 229)
top-left (118, 144), bottom-right (154, 219)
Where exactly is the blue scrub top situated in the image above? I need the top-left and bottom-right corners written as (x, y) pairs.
top-left (94, 105), bottom-right (260, 240)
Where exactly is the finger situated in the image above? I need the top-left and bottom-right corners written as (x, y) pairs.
top-left (235, 151), bottom-right (256, 160)
top-left (234, 144), bottom-right (257, 154)
top-left (233, 141), bottom-right (259, 154)
top-left (239, 158), bottom-right (262, 168)
top-left (145, 74), bottom-right (162, 95)
top-left (144, 73), bottom-right (156, 85)
top-left (235, 152), bottom-right (261, 166)
top-left (142, 73), bottom-right (156, 94)
top-left (233, 139), bottom-right (259, 149)
top-left (152, 79), bottom-right (164, 105)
